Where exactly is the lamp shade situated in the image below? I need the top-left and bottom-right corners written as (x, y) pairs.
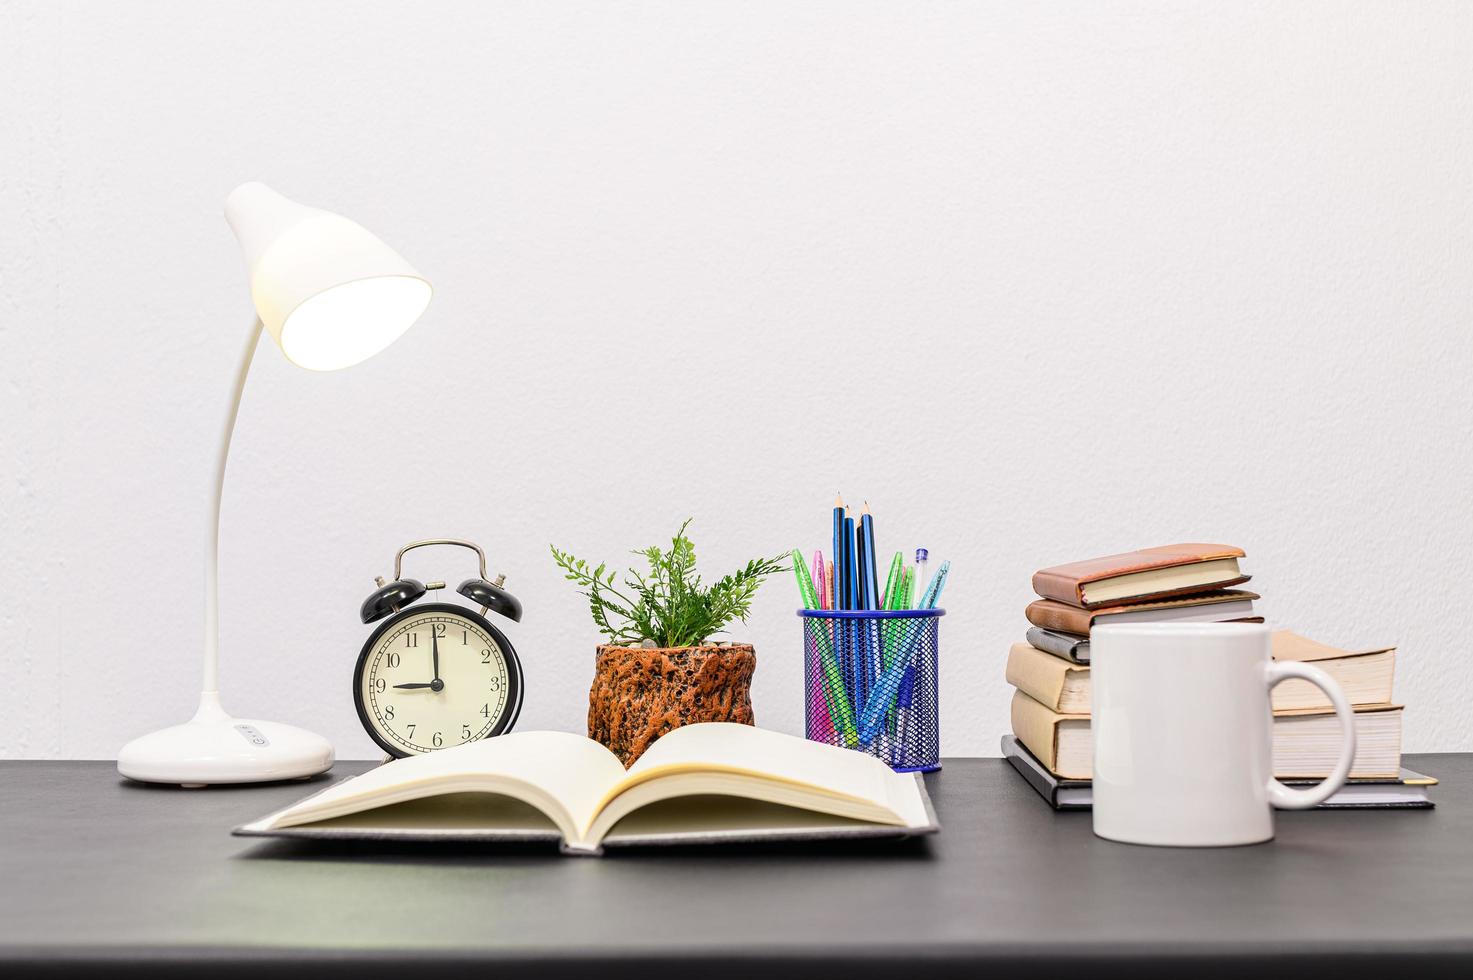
top-left (224, 182), bottom-right (431, 371)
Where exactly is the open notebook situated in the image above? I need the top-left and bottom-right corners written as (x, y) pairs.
top-left (237, 723), bottom-right (938, 855)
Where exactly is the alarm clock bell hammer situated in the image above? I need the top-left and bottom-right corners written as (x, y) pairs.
top-left (361, 539), bottom-right (522, 625)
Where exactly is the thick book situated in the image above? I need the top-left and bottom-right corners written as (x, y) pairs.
top-left (1006, 633), bottom-right (1396, 714)
top-left (236, 723), bottom-right (939, 856)
top-left (1006, 641), bottom-right (1090, 713)
top-left (1001, 736), bottom-right (1436, 811)
top-left (1010, 689), bottom-right (1404, 780)
top-left (1032, 543), bottom-right (1250, 608)
top-left (1025, 589), bottom-right (1261, 635)
top-left (1270, 630), bottom-right (1396, 709)
top-left (1026, 627), bottom-right (1090, 664)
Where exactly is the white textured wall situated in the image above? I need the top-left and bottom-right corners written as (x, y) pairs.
top-left (3, 2), bottom-right (1471, 760)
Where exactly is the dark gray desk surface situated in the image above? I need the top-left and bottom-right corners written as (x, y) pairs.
top-left (1, 755), bottom-right (1469, 980)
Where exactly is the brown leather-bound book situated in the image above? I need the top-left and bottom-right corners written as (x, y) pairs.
top-left (1032, 543), bottom-right (1249, 608)
top-left (1025, 589), bottom-right (1261, 636)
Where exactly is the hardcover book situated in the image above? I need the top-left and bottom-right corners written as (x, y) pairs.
top-left (237, 723), bottom-right (938, 855)
top-left (1270, 631), bottom-right (1396, 709)
top-left (1010, 690), bottom-right (1404, 780)
top-left (1031, 543), bottom-right (1250, 609)
top-left (1025, 627), bottom-right (1090, 664)
top-left (1001, 735), bottom-right (1435, 810)
top-left (1025, 589), bottom-right (1261, 636)
top-left (1006, 633), bottom-right (1396, 713)
top-left (1006, 641), bottom-right (1090, 713)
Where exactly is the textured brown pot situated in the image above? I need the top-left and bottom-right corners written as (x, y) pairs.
top-left (588, 643), bottom-right (756, 766)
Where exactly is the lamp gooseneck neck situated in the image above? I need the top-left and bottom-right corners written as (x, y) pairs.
top-left (202, 317), bottom-right (264, 695)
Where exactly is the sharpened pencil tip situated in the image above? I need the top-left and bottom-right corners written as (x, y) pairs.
top-left (834, 492), bottom-right (844, 507)
top-left (862, 501), bottom-right (871, 516)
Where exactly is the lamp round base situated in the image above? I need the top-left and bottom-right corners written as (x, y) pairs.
top-left (118, 692), bottom-right (334, 786)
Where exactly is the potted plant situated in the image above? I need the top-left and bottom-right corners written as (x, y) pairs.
top-left (551, 520), bottom-right (786, 765)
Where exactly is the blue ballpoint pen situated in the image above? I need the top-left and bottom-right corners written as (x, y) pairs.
top-left (857, 560), bottom-right (951, 746)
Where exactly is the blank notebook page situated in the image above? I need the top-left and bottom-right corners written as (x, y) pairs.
top-left (271, 731), bottom-right (627, 830)
top-left (613, 722), bottom-right (923, 821)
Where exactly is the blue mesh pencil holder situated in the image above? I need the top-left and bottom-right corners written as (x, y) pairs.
top-left (798, 608), bottom-right (943, 772)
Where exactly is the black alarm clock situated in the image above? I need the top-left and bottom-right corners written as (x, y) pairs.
top-left (354, 539), bottom-right (524, 758)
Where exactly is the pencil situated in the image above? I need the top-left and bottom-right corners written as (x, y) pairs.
top-left (832, 494), bottom-right (845, 610)
top-left (860, 503), bottom-right (883, 693)
top-left (860, 503), bottom-right (882, 614)
top-left (842, 511), bottom-right (858, 701)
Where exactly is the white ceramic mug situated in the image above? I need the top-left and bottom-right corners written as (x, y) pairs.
top-left (1091, 622), bottom-right (1357, 847)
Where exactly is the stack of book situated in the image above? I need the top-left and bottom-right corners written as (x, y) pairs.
top-left (1004, 544), bottom-right (1433, 809)
top-left (1023, 543), bottom-right (1262, 665)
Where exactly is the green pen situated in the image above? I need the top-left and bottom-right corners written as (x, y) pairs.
top-left (791, 549), bottom-right (820, 609)
top-left (881, 551), bottom-right (903, 610)
top-left (792, 550), bottom-right (857, 744)
top-left (881, 564), bottom-right (910, 736)
top-left (879, 556), bottom-right (905, 668)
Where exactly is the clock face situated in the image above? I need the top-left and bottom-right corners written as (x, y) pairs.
top-left (354, 604), bottom-right (522, 757)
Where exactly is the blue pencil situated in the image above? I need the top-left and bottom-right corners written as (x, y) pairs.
top-left (860, 502), bottom-right (882, 689)
top-left (842, 512), bottom-right (859, 702)
top-left (833, 497), bottom-right (846, 618)
top-left (854, 525), bottom-right (870, 707)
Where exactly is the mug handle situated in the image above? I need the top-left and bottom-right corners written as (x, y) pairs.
top-left (1263, 661), bottom-right (1358, 809)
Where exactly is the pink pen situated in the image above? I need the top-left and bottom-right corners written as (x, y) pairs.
top-left (814, 551), bottom-right (827, 611)
top-left (810, 550), bottom-right (832, 739)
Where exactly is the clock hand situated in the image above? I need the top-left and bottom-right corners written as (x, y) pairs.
top-left (393, 682), bottom-right (434, 689)
top-left (431, 628), bottom-right (442, 685)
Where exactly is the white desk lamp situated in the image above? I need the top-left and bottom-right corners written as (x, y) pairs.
top-left (117, 182), bottom-right (432, 786)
